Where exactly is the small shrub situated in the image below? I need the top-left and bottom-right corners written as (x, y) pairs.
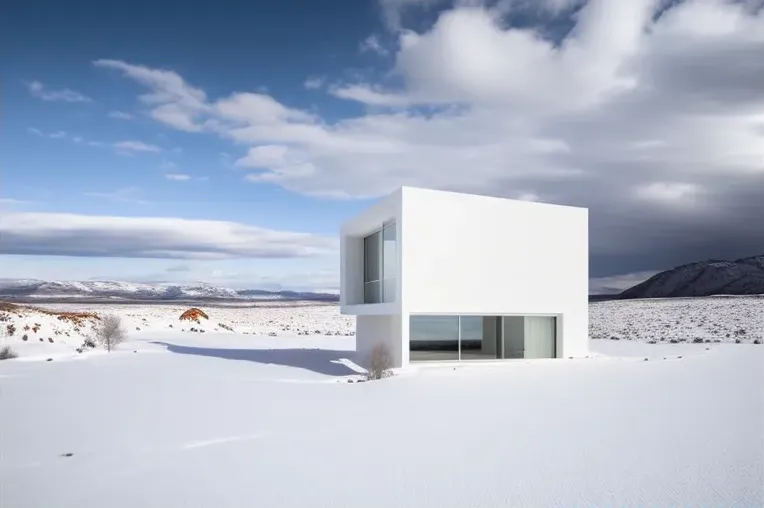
top-left (366, 343), bottom-right (393, 381)
top-left (22, 334), bottom-right (28, 341)
top-left (755, 339), bottom-right (762, 345)
top-left (735, 339), bottom-right (741, 344)
top-left (0, 345), bottom-right (18, 360)
top-left (83, 338), bottom-right (96, 349)
top-left (5, 324), bottom-right (16, 337)
top-left (692, 338), bottom-right (704, 344)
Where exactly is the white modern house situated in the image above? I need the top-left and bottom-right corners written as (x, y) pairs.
top-left (340, 186), bottom-right (589, 369)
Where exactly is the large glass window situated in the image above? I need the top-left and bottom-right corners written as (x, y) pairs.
top-left (409, 315), bottom-right (557, 362)
top-left (362, 221), bottom-right (396, 304)
top-left (363, 231), bottom-right (382, 303)
top-left (459, 316), bottom-right (500, 360)
top-left (409, 315), bottom-right (459, 361)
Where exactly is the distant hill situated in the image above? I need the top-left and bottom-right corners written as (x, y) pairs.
top-left (618, 254), bottom-right (764, 299)
top-left (0, 279), bottom-right (339, 302)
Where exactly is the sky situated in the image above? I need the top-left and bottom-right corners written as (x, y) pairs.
top-left (1, 0), bottom-right (763, 294)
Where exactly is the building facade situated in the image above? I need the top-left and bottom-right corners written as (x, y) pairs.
top-left (340, 186), bottom-right (589, 368)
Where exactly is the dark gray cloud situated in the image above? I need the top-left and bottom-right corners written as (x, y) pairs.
top-left (0, 213), bottom-right (338, 260)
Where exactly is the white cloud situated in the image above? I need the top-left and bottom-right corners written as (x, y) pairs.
top-left (0, 198), bottom-right (35, 207)
top-left (49, 131), bottom-right (67, 139)
top-left (113, 140), bottom-right (162, 155)
top-left (94, 59), bottom-right (208, 132)
top-left (27, 127), bottom-right (43, 136)
top-left (515, 192), bottom-right (541, 202)
top-left (0, 212), bottom-right (338, 259)
top-left (94, 0), bottom-right (764, 266)
top-left (25, 80), bottom-right (92, 103)
top-left (378, 0), bottom-right (451, 32)
top-left (165, 173), bottom-right (192, 181)
top-left (109, 110), bottom-right (134, 120)
top-left (360, 34), bottom-right (389, 55)
top-left (635, 182), bottom-right (702, 203)
top-left (234, 145), bottom-right (291, 168)
top-left (84, 187), bottom-right (147, 204)
top-left (328, 84), bottom-right (409, 107)
top-left (304, 76), bottom-right (325, 90)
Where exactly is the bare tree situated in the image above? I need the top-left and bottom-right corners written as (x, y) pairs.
top-left (366, 342), bottom-right (393, 380)
top-left (93, 314), bottom-right (127, 352)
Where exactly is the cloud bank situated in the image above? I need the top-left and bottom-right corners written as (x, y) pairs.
top-left (42, 0), bottom-right (764, 278)
top-left (0, 213), bottom-right (338, 260)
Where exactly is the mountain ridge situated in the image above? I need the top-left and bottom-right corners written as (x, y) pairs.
top-left (0, 279), bottom-right (339, 302)
top-left (618, 254), bottom-right (764, 299)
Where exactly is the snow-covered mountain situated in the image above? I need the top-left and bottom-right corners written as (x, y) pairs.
top-left (0, 279), bottom-right (339, 302)
top-left (619, 254), bottom-right (764, 299)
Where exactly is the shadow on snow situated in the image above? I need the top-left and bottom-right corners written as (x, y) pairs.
top-left (150, 342), bottom-right (359, 377)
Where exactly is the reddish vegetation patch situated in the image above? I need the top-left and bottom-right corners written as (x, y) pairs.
top-left (54, 312), bottom-right (99, 326)
top-left (0, 302), bottom-right (100, 328)
top-left (0, 302), bottom-right (21, 313)
top-left (179, 308), bottom-right (209, 323)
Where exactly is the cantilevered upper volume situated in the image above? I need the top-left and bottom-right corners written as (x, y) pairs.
top-left (340, 186), bottom-right (589, 368)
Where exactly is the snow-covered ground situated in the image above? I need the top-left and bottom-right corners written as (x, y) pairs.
top-left (0, 302), bottom-right (354, 360)
top-left (1, 299), bottom-right (763, 507)
top-left (590, 295), bottom-right (764, 343)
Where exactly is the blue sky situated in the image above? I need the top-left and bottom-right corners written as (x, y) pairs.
top-left (2, 0), bottom-right (763, 293)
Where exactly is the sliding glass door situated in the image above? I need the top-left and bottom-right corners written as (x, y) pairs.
top-left (523, 316), bottom-right (557, 359)
top-left (410, 315), bottom-right (557, 361)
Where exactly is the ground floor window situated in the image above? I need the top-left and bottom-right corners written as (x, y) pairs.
top-left (409, 315), bottom-right (557, 362)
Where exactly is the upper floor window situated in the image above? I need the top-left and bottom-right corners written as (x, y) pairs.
top-left (363, 221), bottom-right (396, 303)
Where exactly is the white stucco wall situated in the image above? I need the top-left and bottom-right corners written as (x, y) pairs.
top-left (400, 186), bottom-right (589, 358)
top-left (355, 314), bottom-right (403, 368)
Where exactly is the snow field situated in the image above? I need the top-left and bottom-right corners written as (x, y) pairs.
top-left (0, 302), bottom-right (355, 360)
top-left (1, 330), bottom-right (761, 508)
top-left (590, 295), bottom-right (764, 343)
